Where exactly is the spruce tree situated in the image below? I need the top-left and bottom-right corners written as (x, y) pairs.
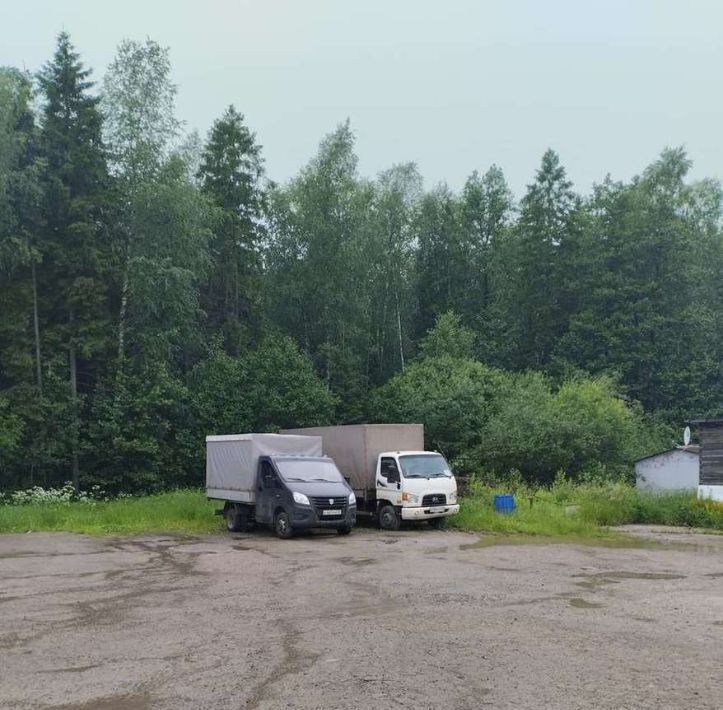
top-left (197, 105), bottom-right (265, 351)
top-left (37, 32), bottom-right (112, 490)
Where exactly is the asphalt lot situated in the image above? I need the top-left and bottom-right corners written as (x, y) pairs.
top-left (1, 526), bottom-right (722, 710)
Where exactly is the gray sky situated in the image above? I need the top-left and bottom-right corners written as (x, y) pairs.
top-left (2, 0), bottom-right (721, 197)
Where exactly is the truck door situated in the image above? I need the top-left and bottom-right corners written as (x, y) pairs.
top-left (379, 456), bottom-right (401, 498)
top-left (257, 460), bottom-right (280, 523)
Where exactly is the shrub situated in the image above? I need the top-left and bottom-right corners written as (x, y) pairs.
top-left (477, 374), bottom-right (651, 483)
top-left (0, 482), bottom-right (106, 506)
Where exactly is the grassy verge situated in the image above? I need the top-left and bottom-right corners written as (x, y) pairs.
top-left (450, 482), bottom-right (723, 537)
top-left (2, 483), bottom-right (722, 539)
top-left (0, 489), bottom-right (220, 536)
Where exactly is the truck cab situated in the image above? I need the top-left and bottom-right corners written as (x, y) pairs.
top-left (374, 451), bottom-right (459, 530)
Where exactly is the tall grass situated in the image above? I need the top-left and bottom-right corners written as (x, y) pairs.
top-left (0, 489), bottom-right (220, 535)
top-left (451, 478), bottom-right (723, 537)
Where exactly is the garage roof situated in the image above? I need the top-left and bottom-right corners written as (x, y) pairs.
top-left (634, 445), bottom-right (700, 463)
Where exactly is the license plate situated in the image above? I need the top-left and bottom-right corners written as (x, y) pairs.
top-left (428, 507), bottom-right (446, 514)
top-left (322, 509), bottom-right (341, 516)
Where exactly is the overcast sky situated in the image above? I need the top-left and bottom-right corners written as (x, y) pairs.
top-left (2, 0), bottom-right (721, 197)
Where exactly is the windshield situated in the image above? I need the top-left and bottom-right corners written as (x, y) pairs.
top-left (399, 454), bottom-right (451, 478)
top-left (275, 459), bottom-right (345, 483)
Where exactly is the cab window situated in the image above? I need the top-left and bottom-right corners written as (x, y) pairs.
top-left (380, 457), bottom-right (400, 482)
top-left (261, 461), bottom-right (278, 489)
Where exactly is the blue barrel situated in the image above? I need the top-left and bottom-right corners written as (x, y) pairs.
top-left (493, 494), bottom-right (515, 514)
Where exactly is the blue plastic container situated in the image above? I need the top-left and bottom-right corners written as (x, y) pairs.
top-left (493, 494), bottom-right (515, 514)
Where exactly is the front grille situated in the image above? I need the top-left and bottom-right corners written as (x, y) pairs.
top-left (310, 496), bottom-right (347, 519)
top-left (422, 494), bottom-right (446, 506)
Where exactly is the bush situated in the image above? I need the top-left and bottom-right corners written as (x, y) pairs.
top-left (191, 335), bottom-right (336, 434)
top-left (0, 482), bottom-right (105, 506)
top-left (370, 356), bottom-right (507, 464)
top-left (477, 374), bottom-right (648, 483)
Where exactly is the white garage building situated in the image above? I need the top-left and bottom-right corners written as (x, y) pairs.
top-left (634, 446), bottom-right (700, 493)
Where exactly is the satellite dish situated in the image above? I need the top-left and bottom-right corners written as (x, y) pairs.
top-left (683, 426), bottom-right (691, 447)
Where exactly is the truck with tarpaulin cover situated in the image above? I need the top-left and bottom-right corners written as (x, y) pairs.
top-left (206, 433), bottom-right (357, 538)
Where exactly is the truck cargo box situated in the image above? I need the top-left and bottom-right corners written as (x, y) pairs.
top-left (281, 424), bottom-right (424, 493)
top-left (206, 433), bottom-right (322, 503)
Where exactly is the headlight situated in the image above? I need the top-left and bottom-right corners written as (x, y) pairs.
top-left (448, 490), bottom-right (457, 504)
top-left (401, 491), bottom-right (418, 503)
top-left (293, 491), bottom-right (310, 506)
top-left (348, 492), bottom-right (356, 505)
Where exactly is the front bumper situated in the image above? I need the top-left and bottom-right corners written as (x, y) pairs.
top-left (400, 504), bottom-right (460, 521)
top-left (290, 505), bottom-right (357, 529)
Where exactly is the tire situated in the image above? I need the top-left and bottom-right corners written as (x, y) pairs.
top-left (274, 511), bottom-right (294, 539)
top-left (225, 504), bottom-right (251, 533)
top-left (225, 505), bottom-right (242, 533)
top-left (428, 517), bottom-right (446, 529)
top-left (337, 525), bottom-right (352, 535)
top-left (378, 504), bottom-right (401, 531)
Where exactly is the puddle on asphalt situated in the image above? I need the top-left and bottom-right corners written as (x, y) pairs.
top-left (336, 557), bottom-right (377, 567)
top-left (569, 598), bottom-right (604, 609)
top-left (459, 533), bottom-right (720, 552)
top-left (575, 571), bottom-right (686, 581)
top-left (55, 692), bottom-right (150, 710)
top-left (574, 577), bottom-right (621, 591)
top-left (39, 663), bottom-right (102, 674)
top-left (423, 546), bottom-right (449, 555)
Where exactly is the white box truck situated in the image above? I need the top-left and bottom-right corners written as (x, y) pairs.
top-left (281, 424), bottom-right (459, 530)
top-left (206, 433), bottom-right (357, 538)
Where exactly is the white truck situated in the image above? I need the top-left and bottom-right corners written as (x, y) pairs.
top-left (206, 433), bottom-right (357, 538)
top-left (281, 424), bottom-right (459, 530)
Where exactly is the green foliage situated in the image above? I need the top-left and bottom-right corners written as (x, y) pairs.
top-left (478, 374), bottom-right (652, 483)
top-left (266, 121), bottom-right (377, 418)
top-left (124, 157), bottom-right (213, 361)
top-left (102, 38), bottom-right (180, 181)
top-left (197, 105), bottom-right (266, 351)
top-left (191, 336), bottom-right (336, 436)
top-left (0, 396), bottom-right (23, 465)
top-left (83, 364), bottom-right (195, 493)
top-left (370, 353), bottom-right (507, 462)
top-left (419, 311), bottom-right (476, 360)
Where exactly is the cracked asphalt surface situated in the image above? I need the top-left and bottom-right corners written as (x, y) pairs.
top-left (1, 526), bottom-right (722, 709)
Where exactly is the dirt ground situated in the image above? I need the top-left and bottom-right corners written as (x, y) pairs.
top-left (1, 525), bottom-right (722, 710)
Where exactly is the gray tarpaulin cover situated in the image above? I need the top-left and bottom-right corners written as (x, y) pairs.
top-left (206, 433), bottom-right (322, 497)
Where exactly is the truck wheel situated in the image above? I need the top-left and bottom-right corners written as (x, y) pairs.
top-left (225, 505), bottom-right (243, 533)
top-left (274, 511), bottom-right (294, 539)
top-left (378, 504), bottom-right (401, 531)
top-left (337, 525), bottom-right (352, 535)
top-left (428, 517), bottom-right (446, 529)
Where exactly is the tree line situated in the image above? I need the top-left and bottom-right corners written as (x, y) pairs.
top-left (1, 33), bottom-right (721, 491)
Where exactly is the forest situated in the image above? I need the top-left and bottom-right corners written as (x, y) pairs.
top-left (1, 33), bottom-right (722, 493)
